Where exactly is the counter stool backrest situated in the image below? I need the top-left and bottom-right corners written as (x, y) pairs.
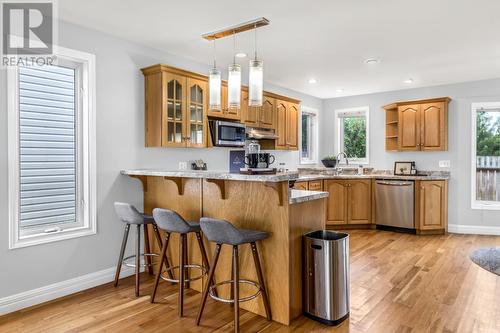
top-left (200, 217), bottom-right (243, 245)
top-left (153, 208), bottom-right (192, 234)
top-left (114, 202), bottom-right (144, 224)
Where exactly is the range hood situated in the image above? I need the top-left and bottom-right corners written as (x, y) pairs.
top-left (246, 127), bottom-right (279, 140)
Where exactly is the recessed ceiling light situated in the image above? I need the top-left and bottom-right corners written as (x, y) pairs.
top-left (403, 78), bottom-right (414, 84)
top-left (364, 58), bottom-right (380, 64)
top-left (336, 89), bottom-right (344, 93)
top-left (308, 78), bottom-right (317, 84)
top-left (235, 52), bottom-right (247, 58)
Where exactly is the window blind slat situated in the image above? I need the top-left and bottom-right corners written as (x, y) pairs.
top-left (19, 65), bottom-right (77, 228)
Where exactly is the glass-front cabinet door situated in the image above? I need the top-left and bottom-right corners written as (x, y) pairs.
top-left (186, 78), bottom-right (207, 148)
top-left (163, 73), bottom-right (187, 147)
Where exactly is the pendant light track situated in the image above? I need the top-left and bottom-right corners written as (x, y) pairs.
top-left (202, 17), bottom-right (269, 41)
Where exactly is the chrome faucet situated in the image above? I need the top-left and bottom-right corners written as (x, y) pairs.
top-left (336, 152), bottom-right (349, 166)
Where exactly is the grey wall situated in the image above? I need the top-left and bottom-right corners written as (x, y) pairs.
top-left (0, 21), bottom-right (322, 299)
top-left (320, 79), bottom-right (500, 228)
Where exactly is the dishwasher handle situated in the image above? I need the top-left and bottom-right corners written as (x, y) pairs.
top-left (376, 180), bottom-right (414, 186)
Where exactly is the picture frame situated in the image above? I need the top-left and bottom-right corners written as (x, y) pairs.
top-left (394, 161), bottom-right (414, 175)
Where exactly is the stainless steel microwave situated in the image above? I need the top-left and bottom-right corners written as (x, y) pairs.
top-left (209, 120), bottom-right (246, 147)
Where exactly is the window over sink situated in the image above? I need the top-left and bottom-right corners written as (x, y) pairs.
top-left (472, 102), bottom-right (500, 210)
top-left (335, 106), bottom-right (369, 164)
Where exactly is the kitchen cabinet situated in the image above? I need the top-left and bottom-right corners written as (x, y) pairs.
top-left (275, 100), bottom-right (299, 150)
top-left (241, 94), bottom-right (275, 130)
top-left (208, 83), bottom-right (241, 120)
top-left (416, 180), bottom-right (448, 232)
top-left (325, 179), bottom-right (371, 226)
top-left (308, 180), bottom-right (323, 191)
top-left (293, 181), bottom-right (308, 190)
top-left (142, 65), bottom-right (208, 148)
top-left (384, 97), bottom-right (450, 151)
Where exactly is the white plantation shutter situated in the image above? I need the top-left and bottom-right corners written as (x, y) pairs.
top-left (18, 65), bottom-right (77, 228)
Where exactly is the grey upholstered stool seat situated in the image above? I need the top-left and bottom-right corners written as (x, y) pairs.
top-left (113, 202), bottom-right (172, 297)
top-left (196, 218), bottom-right (272, 333)
top-left (150, 208), bottom-right (214, 318)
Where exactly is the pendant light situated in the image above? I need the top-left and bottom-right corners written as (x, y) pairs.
top-left (248, 24), bottom-right (263, 107)
top-left (208, 40), bottom-right (221, 110)
top-left (227, 31), bottom-right (241, 108)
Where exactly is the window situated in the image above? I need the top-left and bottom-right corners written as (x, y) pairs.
top-left (471, 102), bottom-right (500, 210)
top-left (300, 107), bottom-right (318, 164)
top-left (8, 47), bottom-right (96, 248)
top-left (335, 106), bottom-right (369, 164)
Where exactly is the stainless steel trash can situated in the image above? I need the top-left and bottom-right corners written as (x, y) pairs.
top-left (303, 230), bottom-right (349, 325)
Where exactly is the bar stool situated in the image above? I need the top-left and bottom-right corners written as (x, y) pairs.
top-left (150, 208), bottom-right (215, 317)
top-left (113, 202), bottom-right (173, 297)
top-left (196, 218), bottom-right (272, 333)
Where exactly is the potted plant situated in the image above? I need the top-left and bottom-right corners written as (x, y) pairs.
top-left (321, 155), bottom-right (337, 168)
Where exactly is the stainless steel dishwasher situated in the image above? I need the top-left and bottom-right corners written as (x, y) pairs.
top-left (374, 179), bottom-right (415, 229)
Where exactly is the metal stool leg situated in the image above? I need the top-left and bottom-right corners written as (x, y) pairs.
top-left (135, 224), bottom-right (141, 297)
top-left (195, 232), bottom-right (218, 297)
top-left (251, 242), bottom-right (272, 321)
top-left (183, 234), bottom-right (190, 289)
top-left (114, 224), bottom-right (130, 287)
top-left (229, 256), bottom-right (234, 307)
top-left (196, 244), bottom-right (222, 325)
top-left (152, 224), bottom-right (174, 280)
top-left (143, 224), bottom-right (153, 275)
top-left (151, 232), bottom-right (169, 303)
top-left (233, 245), bottom-right (240, 333)
top-left (178, 234), bottom-right (185, 317)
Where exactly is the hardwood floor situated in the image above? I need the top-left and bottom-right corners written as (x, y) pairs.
top-left (2, 230), bottom-right (500, 332)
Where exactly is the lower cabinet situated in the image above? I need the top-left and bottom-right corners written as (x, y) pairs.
top-left (416, 180), bottom-right (448, 232)
top-left (325, 179), bottom-right (371, 226)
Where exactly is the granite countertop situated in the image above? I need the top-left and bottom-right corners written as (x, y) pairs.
top-left (289, 189), bottom-right (329, 204)
top-left (296, 168), bottom-right (450, 181)
top-left (121, 169), bottom-right (299, 183)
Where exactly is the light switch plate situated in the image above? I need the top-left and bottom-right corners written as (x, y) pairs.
top-left (179, 162), bottom-right (188, 170)
top-left (439, 160), bottom-right (451, 168)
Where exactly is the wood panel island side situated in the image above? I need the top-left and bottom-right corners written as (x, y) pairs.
top-left (121, 169), bottom-right (329, 325)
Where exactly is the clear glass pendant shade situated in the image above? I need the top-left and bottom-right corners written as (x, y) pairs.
top-left (248, 59), bottom-right (263, 107)
top-left (227, 64), bottom-right (241, 108)
top-left (208, 67), bottom-right (221, 110)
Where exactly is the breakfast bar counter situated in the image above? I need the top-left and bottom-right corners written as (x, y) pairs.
top-left (122, 169), bottom-right (328, 325)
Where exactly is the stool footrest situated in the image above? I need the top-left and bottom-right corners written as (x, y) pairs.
top-left (208, 279), bottom-right (261, 304)
top-left (160, 264), bottom-right (207, 283)
top-left (123, 253), bottom-right (159, 268)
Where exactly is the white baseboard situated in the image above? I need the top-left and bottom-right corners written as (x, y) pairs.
top-left (448, 224), bottom-right (500, 235)
top-left (0, 265), bottom-right (138, 316)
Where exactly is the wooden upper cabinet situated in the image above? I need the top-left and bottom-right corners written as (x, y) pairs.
top-left (241, 90), bottom-right (259, 126)
top-left (398, 104), bottom-right (420, 151)
top-left (287, 103), bottom-right (299, 150)
top-left (260, 96), bottom-right (276, 129)
top-left (186, 78), bottom-right (207, 148)
top-left (420, 102), bottom-right (446, 150)
top-left (208, 83), bottom-right (240, 120)
top-left (163, 73), bottom-right (187, 148)
top-left (347, 180), bottom-right (371, 224)
top-left (325, 180), bottom-right (348, 225)
top-left (386, 97), bottom-right (450, 152)
top-left (276, 100), bottom-right (288, 149)
top-left (416, 180), bottom-right (448, 231)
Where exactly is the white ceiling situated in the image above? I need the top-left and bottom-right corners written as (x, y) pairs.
top-left (59, 0), bottom-right (500, 99)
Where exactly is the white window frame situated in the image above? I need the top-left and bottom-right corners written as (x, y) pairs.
top-left (300, 106), bottom-right (319, 164)
top-left (8, 46), bottom-right (97, 249)
top-left (334, 106), bottom-right (370, 164)
top-left (471, 102), bottom-right (500, 210)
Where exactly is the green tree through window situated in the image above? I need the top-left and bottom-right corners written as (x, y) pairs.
top-left (477, 111), bottom-right (500, 156)
top-left (343, 117), bottom-right (366, 158)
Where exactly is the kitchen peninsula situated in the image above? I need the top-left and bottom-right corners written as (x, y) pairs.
top-left (121, 169), bottom-right (329, 325)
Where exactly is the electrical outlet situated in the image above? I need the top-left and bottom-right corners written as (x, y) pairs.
top-left (439, 160), bottom-right (451, 168)
top-left (178, 161), bottom-right (188, 170)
